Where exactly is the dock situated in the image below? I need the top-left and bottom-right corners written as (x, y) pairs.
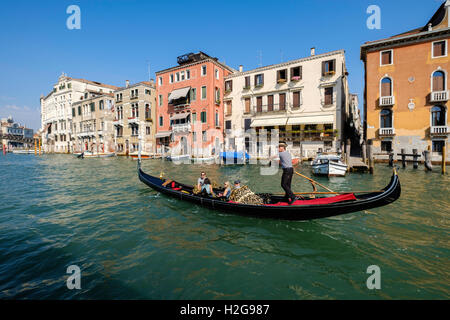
top-left (348, 156), bottom-right (369, 172)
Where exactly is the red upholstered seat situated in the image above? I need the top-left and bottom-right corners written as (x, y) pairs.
top-left (265, 193), bottom-right (357, 206)
top-left (172, 187), bottom-right (181, 191)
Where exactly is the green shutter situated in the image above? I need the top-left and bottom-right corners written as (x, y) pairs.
top-left (90, 103), bottom-right (95, 112)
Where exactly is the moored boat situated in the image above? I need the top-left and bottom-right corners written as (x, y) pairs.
top-left (311, 154), bottom-right (348, 177)
top-left (137, 164), bottom-right (401, 221)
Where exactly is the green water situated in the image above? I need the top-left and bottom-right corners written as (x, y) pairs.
top-left (0, 154), bottom-right (448, 299)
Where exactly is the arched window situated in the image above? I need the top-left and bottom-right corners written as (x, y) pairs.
top-left (381, 77), bottom-right (392, 97)
top-left (432, 71), bottom-right (445, 91)
top-left (431, 106), bottom-right (446, 126)
top-left (380, 109), bottom-right (392, 128)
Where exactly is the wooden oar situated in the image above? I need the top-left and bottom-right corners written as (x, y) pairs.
top-left (294, 170), bottom-right (335, 193)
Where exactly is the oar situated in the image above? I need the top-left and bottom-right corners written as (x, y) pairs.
top-left (294, 170), bottom-right (335, 193)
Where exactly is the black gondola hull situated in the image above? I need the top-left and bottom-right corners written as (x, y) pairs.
top-left (138, 167), bottom-right (401, 221)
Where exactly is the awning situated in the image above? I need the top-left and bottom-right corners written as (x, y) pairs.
top-left (155, 131), bottom-right (172, 139)
top-left (170, 113), bottom-right (190, 121)
top-left (250, 118), bottom-right (288, 127)
top-left (168, 87), bottom-right (190, 103)
top-left (287, 115), bottom-right (334, 125)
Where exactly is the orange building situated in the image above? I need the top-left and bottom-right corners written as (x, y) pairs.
top-left (361, 1), bottom-right (450, 161)
top-left (155, 52), bottom-right (235, 156)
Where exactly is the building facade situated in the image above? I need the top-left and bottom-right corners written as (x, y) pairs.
top-left (40, 73), bottom-right (118, 153)
top-left (71, 92), bottom-right (115, 153)
top-left (223, 49), bottom-right (353, 159)
top-left (0, 116), bottom-right (34, 150)
top-left (361, 1), bottom-right (450, 161)
top-left (113, 81), bottom-right (156, 156)
top-left (155, 52), bottom-right (235, 157)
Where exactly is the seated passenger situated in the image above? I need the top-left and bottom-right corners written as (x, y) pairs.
top-left (218, 181), bottom-right (232, 199)
top-left (201, 178), bottom-right (215, 197)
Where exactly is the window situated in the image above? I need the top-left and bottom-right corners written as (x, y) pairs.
top-left (215, 112), bottom-right (219, 127)
top-left (190, 88), bottom-right (197, 101)
top-left (99, 100), bottom-right (104, 110)
top-left (279, 93), bottom-right (286, 110)
top-left (381, 141), bottom-right (392, 152)
top-left (322, 59), bottom-right (336, 75)
top-left (225, 80), bottom-right (233, 92)
top-left (202, 131), bottom-right (207, 142)
top-left (192, 113), bottom-right (197, 123)
top-left (293, 91), bottom-right (301, 108)
top-left (432, 71), bottom-right (445, 91)
top-left (201, 86), bottom-right (207, 100)
top-left (186, 70), bottom-right (190, 79)
top-left (380, 109), bottom-right (392, 128)
top-left (255, 74), bottom-right (264, 87)
top-left (244, 119), bottom-right (251, 131)
top-left (380, 50), bottom-right (393, 65)
top-left (244, 76), bottom-right (251, 89)
top-left (215, 87), bottom-right (220, 103)
top-left (267, 95), bottom-right (274, 111)
top-left (215, 69), bottom-right (219, 79)
top-left (201, 111), bottom-right (207, 123)
top-left (244, 98), bottom-right (251, 113)
top-left (324, 87), bottom-right (333, 105)
top-left (78, 106), bottom-right (81, 115)
top-left (277, 69), bottom-right (287, 83)
top-left (68, 83), bottom-right (72, 89)
top-left (226, 101), bottom-right (232, 115)
top-left (431, 106), bottom-right (446, 126)
top-left (432, 140), bottom-right (445, 153)
top-left (170, 74), bottom-right (174, 83)
top-left (225, 120), bottom-right (232, 130)
top-left (201, 65), bottom-right (207, 76)
top-left (291, 66), bottom-right (302, 81)
top-left (433, 40), bottom-right (447, 58)
top-left (193, 132), bottom-right (197, 142)
top-left (256, 96), bottom-right (263, 112)
top-left (381, 77), bottom-right (392, 96)
top-left (72, 108), bottom-right (75, 117)
top-left (145, 104), bottom-right (150, 119)
top-left (159, 95), bottom-right (163, 106)
top-left (180, 71), bottom-right (185, 81)
top-left (158, 77), bottom-right (162, 86)
top-left (176, 73), bottom-right (180, 82)
top-left (159, 116), bottom-right (163, 127)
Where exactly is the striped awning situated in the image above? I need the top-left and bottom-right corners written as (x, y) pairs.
top-left (170, 113), bottom-right (190, 121)
top-left (155, 131), bottom-right (172, 139)
top-left (287, 115), bottom-right (334, 125)
top-left (168, 87), bottom-right (190, 103)
top-left (250, 117), bottom-right (288, 127)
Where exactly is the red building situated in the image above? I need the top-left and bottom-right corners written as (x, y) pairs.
top-left (155, 52), bottom-right (235, 156)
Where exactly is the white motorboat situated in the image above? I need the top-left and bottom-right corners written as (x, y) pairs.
top-left (311, 154), bottom-right (348, 177)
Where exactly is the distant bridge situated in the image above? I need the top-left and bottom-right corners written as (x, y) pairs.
top-left (0, 132), bottom-right (34, 144)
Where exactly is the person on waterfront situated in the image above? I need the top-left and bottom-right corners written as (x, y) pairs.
top-left (218, 181), bottom-right (232, 199)
top-left (278, 142), bottom-right (297, 205)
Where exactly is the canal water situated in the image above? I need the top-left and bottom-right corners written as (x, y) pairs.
top-left (0, 154), bottom-right (448, 299)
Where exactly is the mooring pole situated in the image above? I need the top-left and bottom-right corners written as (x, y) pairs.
top-left (401, 149), bottom-right (406, 168)
top-left (442, 144), bottom-right (447, 175)
top-left (412, 149), bottom-right (419, 169)
top-left (368, 139), bottom-right (374, 174)
top-left (362, 140), bottom-right (367, 164)
top-left (388, 151), bottom-right (394, 167)
top-left (423, 146), bottom-right (432, 171)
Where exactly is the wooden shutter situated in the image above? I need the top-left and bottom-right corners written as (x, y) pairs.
top-left (381, 51), bottom-right (391, 65)
top-left (325, 87), bottom-right (333, 105)
top-left (245, 98), bottom-right (250, 113)
top-left (381, 80), bottom-right (391, 96)
top-left (226, 101), bottom-right (232, 115)
top-left (433, 73), bottom-right (444, 91)
top-left (268, 95), bottom-right (274, 111)
top-left (299, 66), bottom-right (303, 79)
top-left (257, 96), bottom-right (262, 112)
top-left (434, 42), bottom-right (445, 57)
top-left (293, 92), bottom-right (300, 108)
top-left (322, 61), bottom-right (325, 76)
top-left (279, 93), bottom-right (286, 110)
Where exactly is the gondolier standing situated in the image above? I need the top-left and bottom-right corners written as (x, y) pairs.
top-left (278, 142), bottom-right (297, 205)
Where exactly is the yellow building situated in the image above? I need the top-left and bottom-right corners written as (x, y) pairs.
top-left (113, 81), bottom-right (156, 155)
top-left (71, 91), bottom-right (116, 154)
top-left (361, 1), bottom-right (450, 161)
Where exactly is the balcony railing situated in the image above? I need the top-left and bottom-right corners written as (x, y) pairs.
top-left (253, 103), bottom-right (289, 115)
top-left (430, 90), bottom-right (449, 102)
top-left (430, 125), bottom-right (449, 136)
top-left (113, 119), bottom-right (123, 126)
top-left (171, 122), bottom-right (191, 133)
top-left (128, 117), bottom-right (139, 125)
top-left (379, 96), bottom-right (395, 106)
top-left (130, 95), bottom-right (138, 100)
top-left (379, 127), bottom-right (395, 136)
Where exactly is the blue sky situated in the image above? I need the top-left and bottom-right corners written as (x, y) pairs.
top-left (0, 0), bottom-right (444, 130)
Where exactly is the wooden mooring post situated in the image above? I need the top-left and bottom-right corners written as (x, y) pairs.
top-left (345, 139), bottom-right (351, 166)
top-left (401, 149), bottom-right (406, 168)
top-left (442, 144), bottom-right (447, 175)
top-left (423, 146), bottom-right (432, 171)
top-left (367, 139), bottom-right (374, 174)
top-left (388, 152), bottom-right (394, 167)
top-left (412, 149), bottom-right (419, 169)
top-left (362, 141), bottom-right (367, 164)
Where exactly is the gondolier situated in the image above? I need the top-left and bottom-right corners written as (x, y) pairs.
top-left (278, 142), bottom-right (297, 205)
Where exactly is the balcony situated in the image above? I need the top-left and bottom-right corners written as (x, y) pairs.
top-left (430, 125), bottom-right (449, 136)
top-left (254, 103), bottom-right (287, 115)
top-left (379, 96), bottom-right (395, 107)
top-left (113, 119), bottom-right (123, 126)
top-left (430, 90), bottom-right (449, 103)
top-left (171, 122), bottom-right (191, 133)
top-left (128, 117), bottom-right (139, 125)
top-left (379, 127), bottom-right (395, 136)
top-left (130, 95), bottom-right (138, 100)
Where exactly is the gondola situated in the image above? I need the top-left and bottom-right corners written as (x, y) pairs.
top-left (137, 163), bottom-right (401, 221)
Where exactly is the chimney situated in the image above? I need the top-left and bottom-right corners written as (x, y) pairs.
top-left (126, 80), bottom-right (130, 88)
top-left (428, 23), bottom-right (433, 32)
top-left (239, 65), bottom-right (243, 72)
top-left (311, 47), bottom-right (316, 56)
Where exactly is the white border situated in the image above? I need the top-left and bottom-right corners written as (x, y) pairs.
top-left (380, 49), bottom-right (393, 66)
top-left (431, 39), bottom-right (448, 59)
